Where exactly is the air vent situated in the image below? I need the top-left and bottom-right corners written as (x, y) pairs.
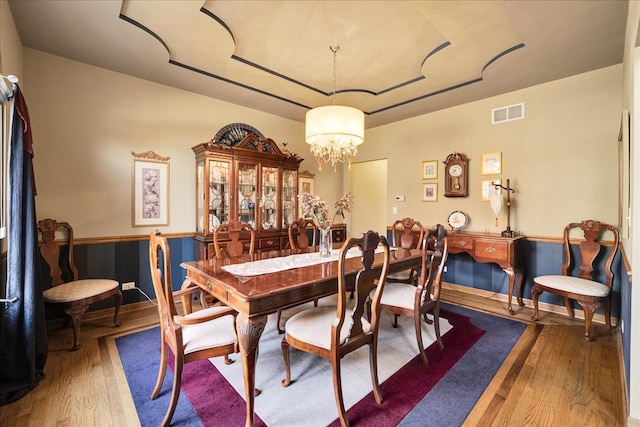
top-left (492, 102), bottom-right (525, 124)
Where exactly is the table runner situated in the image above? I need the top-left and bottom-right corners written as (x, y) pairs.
top-left (221, 246), bottom-right (386, 277)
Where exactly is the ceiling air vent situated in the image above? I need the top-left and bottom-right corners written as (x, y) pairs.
top-left (491, 102), bottom-right (525, 124)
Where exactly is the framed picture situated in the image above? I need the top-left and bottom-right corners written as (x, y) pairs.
top-left (298, 170), bottom-right (315, 218)
top-left (132, 151), bottom-right (170, 227)
top-left (481, 179), bottom-right (501, 201)
top-left (422, 183), bottom-right (438, 202)
top-left (481, 152), bottom-right (502, 175)
top-left (422, 160), bottom-right (438, 179)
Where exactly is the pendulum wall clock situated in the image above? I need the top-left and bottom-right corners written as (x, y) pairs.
top-left (443, 152), bottom-right (469, 197)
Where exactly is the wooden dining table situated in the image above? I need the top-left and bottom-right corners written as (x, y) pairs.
top-left (180, 246), bottom-right (423, 427)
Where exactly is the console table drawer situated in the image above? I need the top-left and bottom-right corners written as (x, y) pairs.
top-left (448, 235), bottom-right (475, 250)
top-left (474, 239), bottom-right (509, 261)
top-left (258, 237), bottom-right (280, 250)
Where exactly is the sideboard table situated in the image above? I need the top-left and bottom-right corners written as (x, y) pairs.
top-left (447, 231), bottom-right (525, 315)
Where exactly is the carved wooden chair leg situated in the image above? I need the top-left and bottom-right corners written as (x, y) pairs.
top-left (433, 305), bottom-right (444, 351)
top-left (276, 310), bottom-right (285, 334)
top-left (162, 352), bottom-right (184, 427)
top-left (564, 296), bottom-right (575, 318)
top-left (332, 359), bottom-right (349, 427)
top-left (113, 290), bottom-right (122, 326)
top-left (414, 314), bottom-right (428, 365)
top-left (577, 300), bottom-right (598, 341)
top-left (281, 339), bottom-right (292, 387)
top-left (151, 342), bottom-right (169, 400)
top-left (66, 305), bottom-right (89, 351)
top-left (531, 285), bottom-right (542, 321)
top-left (369, 344), bottom-right (383, 404)
top-left (392, 313), bottom-right (400, 328)
top-left (605, 298), bottom-right (612, 329)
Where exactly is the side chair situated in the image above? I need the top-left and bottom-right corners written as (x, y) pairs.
top-left (149, 230), bottom-right (238, 427)
top-left (38, 218), bottom-right (121, 351)
top-left (281, 230), bottom-right (391, 427)
top-left (531, 220), bottom-right (620, 341)
top-left (377, 224), bottom-right (448, 364)
top-left (386, 217), bottom-right (425, 285)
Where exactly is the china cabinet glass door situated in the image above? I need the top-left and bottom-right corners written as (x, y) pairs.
top-left (238, 163), bottom-right (257, 228)
top-left (261, 166), bottom-right (279, 230)
top-left (209, 160), bottom-right (230, 233)
top-left (282, 169), bottom-right (297, 228)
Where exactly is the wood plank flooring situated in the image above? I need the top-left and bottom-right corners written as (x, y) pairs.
top-left (0, 287), bottom-right (626, 426)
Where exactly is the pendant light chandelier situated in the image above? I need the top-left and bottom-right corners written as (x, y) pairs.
top-left (305, 45), bottom-right (364, 171)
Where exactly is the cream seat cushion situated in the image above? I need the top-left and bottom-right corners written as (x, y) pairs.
top-left (43, 279), bottom-right (119, 303)
top-left (386, 269), bottom-right (413, 281)
top-left (285, 306), bottom-right (370, 350)
top-left (181, 306), bottom-right (237, 354)
top-left (534, 275), bottom-right (610, 297)
top-left (377, 282), bottom-right (433, 310)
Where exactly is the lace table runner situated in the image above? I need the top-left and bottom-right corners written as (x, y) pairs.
top-left (221, 247), bottom-right (385, 277)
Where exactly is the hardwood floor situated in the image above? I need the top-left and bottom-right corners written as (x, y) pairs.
top-left (0, 286), bottom-right (626, 426)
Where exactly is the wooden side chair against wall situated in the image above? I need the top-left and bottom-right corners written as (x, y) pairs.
top-left (281, 231), bottom-right (391, 427)
top-left (531, 220), bottom-right (620, 341)
top-left (275, 218), bottom-right (320, 333)
top-left (198, 219), bottom-right (257, 308)
top-left (377, 224), bottom-right (448, 364)
top-left (149, 230), bottom-right (238, 427)
top-left (386, 217), bottom-right (425, 285)
top-left (37, 218), bottom-right (122, 351)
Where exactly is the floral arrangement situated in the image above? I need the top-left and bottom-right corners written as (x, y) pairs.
top-left (298, 192), bottom-right (353, 228)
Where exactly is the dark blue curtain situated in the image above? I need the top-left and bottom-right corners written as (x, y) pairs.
top-left (0, 85), bottom-right (47, 405)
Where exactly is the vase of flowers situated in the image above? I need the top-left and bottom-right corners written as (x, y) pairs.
top-left (298, 192), bottom-right (353, 257)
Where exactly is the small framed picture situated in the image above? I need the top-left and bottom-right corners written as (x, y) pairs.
top-left (481, 152), bottom-right (502, 175)
top-left (132, 154), bottom-right (170, 227)
top-left (481, 179), bottom-right (501, 201)
top-left (422, 183), bottom-right (438, 202)
top-left (422, 160), bottom-right (438, 179)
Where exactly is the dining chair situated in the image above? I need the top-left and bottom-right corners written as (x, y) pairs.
top-left (531, 220), bottom-right (620, 341)
top-left (281, 230), bottom-right (391, 427)
top-left (275, 218), bottom-right (320, 333)
top-left (149, 230), bottom-right (238, 427)
top-left (386, 217), bottom-right (425, 285)
top-left (377, 224), bottom-right (448, 364)
top-left (38, 218), bottom-right (122, 351)
top-left (199, 219), bottom-right (257, 308)
top-left (288, 217), bottom-right (318, 251)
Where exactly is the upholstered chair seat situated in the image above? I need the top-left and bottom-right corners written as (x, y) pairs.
top-left (533, 275), bottom-right (610, 297)
top-left (284, 306), bottom-right (370, 349)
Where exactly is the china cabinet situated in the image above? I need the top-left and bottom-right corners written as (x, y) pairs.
top-left (193, 125), bottom-right (303, 259)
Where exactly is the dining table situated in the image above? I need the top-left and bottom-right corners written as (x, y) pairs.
top-left (180, 245), bottom-right (423, 427)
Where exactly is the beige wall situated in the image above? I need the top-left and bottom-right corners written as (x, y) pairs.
top-left (356, 65), bottom-right (622, 237)
top-left (23, 49), bottom-right (337, 238)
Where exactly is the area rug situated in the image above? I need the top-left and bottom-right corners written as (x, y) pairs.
top-left (116, 303), bottom-right (526, 426)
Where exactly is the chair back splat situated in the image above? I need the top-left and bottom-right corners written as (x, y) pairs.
top-left (387, 217), bottom-right (425, 285)
top-left (532, 220), bottom-right (620, 341)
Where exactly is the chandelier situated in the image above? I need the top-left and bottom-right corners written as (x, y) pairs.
top-left (305, 45), bottom-right (364, 171)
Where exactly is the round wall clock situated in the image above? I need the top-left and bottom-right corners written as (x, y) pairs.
top-left (443, 152), bottom-right (469, 197)
top-left (448, 210), bottom-right (469, 231)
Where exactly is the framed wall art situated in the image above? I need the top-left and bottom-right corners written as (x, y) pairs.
top-left (422, 183), bottom-right (438, 202)
top-left (481, 179), bottom-right (501, 201)
top-left (132, 151), bottom-right (170, 227)
top-left (422, 160), bottom-right (438, 179)
top-left (481, 152), bottom-right (502, 175)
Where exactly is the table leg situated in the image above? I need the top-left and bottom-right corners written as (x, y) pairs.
top-left (504, 267), bottom-right (516, 315)
top-left (515, 267), bottom-right (525, 307)
top-left (236, 312), bottom-right (267, 427)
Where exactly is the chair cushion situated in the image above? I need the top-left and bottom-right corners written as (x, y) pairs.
top-left (377, 282), bottom-right (434, 310)
top-left (387, 268), bottom-right (413, 281)
top-left (43, 279), bottom-right (119, 303)
top-left (182, 306), bottom-right (237, 354)
top-left (285, 306), bottom-right (370, 350)
top-left (534, 275), bottom-right (610, 297)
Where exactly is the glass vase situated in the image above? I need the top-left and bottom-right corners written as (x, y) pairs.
top-left (319, 225), bottom-right (332, 257)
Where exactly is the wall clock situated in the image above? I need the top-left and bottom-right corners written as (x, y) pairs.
top-left (443, 152), bottom-right (469, 197)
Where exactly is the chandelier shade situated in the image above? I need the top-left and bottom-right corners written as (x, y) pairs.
top-left (305, 105), bottom-right (364, 169)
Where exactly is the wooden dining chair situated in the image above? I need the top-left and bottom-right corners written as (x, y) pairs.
top-left (288, 217), bottom-right (318, 251)
top-left (149, 230), bottom-right (238, 427)
top-left (38, 218), bottom-right (122, 351)
top-left (275, 218), bottom-right (320, 333)
top-left (386, 217), bottom-right (425, 285)
top-left (377, 224), bottom-right (448, 364)
top-left (213, 219), bottom-right (256, 258)
top-left (281, 231), bottom-right (391, 427)
top-left (199, 219), bottom-right (257, 308)
top-left (531, 220), bottom-right (620, 341)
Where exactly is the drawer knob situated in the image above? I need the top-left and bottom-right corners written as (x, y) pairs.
top-left (458, 240), bottom-right (467, 247)
top-left (267, 240), bottom-right (274, 245)
top-left (206, 281), bottom-right (213, 291)
top-left (485, 246), bottom-right (497, 253)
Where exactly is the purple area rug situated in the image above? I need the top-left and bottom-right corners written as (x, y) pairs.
top-left (116, 304), bottom-right (525, 426)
